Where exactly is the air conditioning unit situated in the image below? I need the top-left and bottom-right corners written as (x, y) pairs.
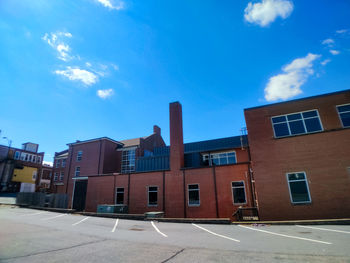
top-left (97, 204), bottom-right (128, 214)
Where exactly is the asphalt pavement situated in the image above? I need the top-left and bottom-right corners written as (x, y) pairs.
top-left (0, 206), bottom-right (349, 262)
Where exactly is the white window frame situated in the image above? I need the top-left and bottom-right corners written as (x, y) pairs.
top-left (37, 156), bottom-right (41, 164)
top-left (231, 181), bottom-right (247, 205)
top-left (54, 172), bottom-right (59, 181)
top-left (121, 148), bottom-right (136, 173)
top-left (336, 103), bottom-right (350, 128)
top-left (75, 166), bottom-right (80, 177)
top-left (59, 171), bottom-right (64, 181)
top-left (76, 151), bottom-right (83, 162)
top-left (147, 186), bottom-right (158, 207)
top-left (115, 187), bottom-right (125, 205)
top-left (202, 150), bottom-right (237, 166)
top-left (187, 184), bottom-right (200, 206)
top-left (14, 151), bottom-right (20, 160)
top-left (286, 171), bottom-right (312, 204)
top-left (271, 109), bottom-right (324, 138)
top-left (62, 159), bottom-right (66, 168)
top-left (32, 155), bottom-right (36, 163)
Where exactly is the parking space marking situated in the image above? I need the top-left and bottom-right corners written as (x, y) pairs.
top-left (238, 225), bottom-right (332, 245)
top-left (41, 214), bottom-right (67, 221)
top-left (23, 211), bottom-right (47, 216)
top-left (111, 219), bottom-right (119, 233)
top-left (151, 221), bottom-right (168, 237)
top-left (72, 216), bottom-right (89, 226)
top-left (297, 225), bottom-right (350, 234)
top-left (192, 223), bottom-right (240, 242)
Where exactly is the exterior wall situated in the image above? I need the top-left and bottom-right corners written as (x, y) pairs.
top-left (102, 140), bottom-right (121, 174)
top-left (85, 176), bottom-right (115, 212)
top-left (245, 90), bottom-right (350, 220)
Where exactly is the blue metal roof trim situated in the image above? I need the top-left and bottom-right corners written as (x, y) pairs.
top-left (184, 135), bottom-right (247, 153)
top-left (135, 155), bottom-right (169, 172)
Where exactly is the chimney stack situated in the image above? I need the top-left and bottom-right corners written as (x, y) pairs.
top-left (169, 102), bottom-right (184, 171)
top-left (153, 125), bottom-right (161, 135)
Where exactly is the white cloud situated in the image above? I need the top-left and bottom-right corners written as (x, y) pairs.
top-left (244, 0), bottom-right (293, 27)
top-left (336, 29), bottom-right (348, 34)
top-left (330, 49), bottom-right (340, 55)
top-left (111, 63), bottom-right (119, 71)
top-left (264, 53), bottom-right (320, 101)
top-left (97, 89), bottom-right (114, 99)
top-left (42, 31), bottom-right (73, 61)
top-left (321, 38), bottom-right (334, 47)
top-left (55, 67), bottom-right (98, 86)
top-left (321, 59), bottom-right (331, 66)
top-left (85, 62), bottom-right (92, 67)
top-left (96, 0), bottom-right (125, 10)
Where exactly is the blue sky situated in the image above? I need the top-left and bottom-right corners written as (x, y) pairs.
top-left (0, 0), bottom-right (349, 163)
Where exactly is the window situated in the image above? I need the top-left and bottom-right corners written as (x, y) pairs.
top-left (287, 172), bottom-right (311, 204)
top-left (28, 155), bottom-right (32, 162)
top-left (75, 167), bottom-right (80, 177)
top-left (232, 181), bottom-right (247, 204)
top-left (77, 151), bottom-right (83, 162)
top-left (202, 151), bottom-right (236, 166)
top-left (188, 184), bottom-right (200, 206)
top-left (337, 104), bottom-right (350, 128)
top-left (62, 159), bottom-right (66, 168)
top-left (148, 186), bottom-right (158, 206)
top-left (121, 149), bottom-right (136, 173)
top-left (54, 172), bottom-right (59, 181)
top-left (56, 159), bottom-right (61, 168)
top-left (115, 188), bottom-right (124, 204)
top-left (37, 156), bottom-right (41, 164)
top-left (24, 154), bottom-right (28, 161)
top-left (14, 151), bottom-right (20, 160)
top-left (59, 172), bottom-right (64, 181)
top-left (32, 155), bottom-right (36, 163)
top-left (32, 171), bottom-right (37, 181)
top-left (271, 110), bottom-right (323, 138)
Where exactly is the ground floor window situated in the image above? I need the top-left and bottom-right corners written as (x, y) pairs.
top-left (188, 184), bottom-right (200, 206)
top-left (286, 172), bottom-right (311, 204)
top-left (148, 186), bottom-right (158, 206)
top-left (116, 187), bottom-right (124, 204)
top-left (232, 181), bottom-right (246, 204)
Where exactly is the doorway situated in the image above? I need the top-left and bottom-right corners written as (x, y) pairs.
top-left (72, 180), bottom-right (88, 211)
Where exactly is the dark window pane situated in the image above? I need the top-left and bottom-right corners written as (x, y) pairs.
top-left (289, 181), bottom-right (310, 203)
top-left (148, 190), bottom-right (157, 206)
top-left (273, 123), bottom-right (290, 137)
top-left (188, 184), bottom-right (199, 190)
top-left (338, 105), bottom-right (350, 113)
top-left (219, 156), bottom-right (227, 165)
top-left (232, 181), bottom-right (244, 187)
top-left (287, 113), bottom-right (302, 121)
top-left (211, 157), bottom-right (220, 165)
top-left (288, 173), bottom-right (305, 181)
top-left (228, 156), bottom-right (236, 164)
top-left (233, 188), bottom-right (246, 203)
top-left (272, 116), bottom-right (286, 124)
top-left (189, 190), bottom-right (200, 205)
top-left (289, 120), bottom-right (305, 135)
top-left (116, 192), bottom-right (124, 204)
top-left (149, 186), bottom-right (157, 192)
top-left (304, 117), bottom-right (322, 132)
top-left (302, 110), bottom-right (317, 118)
top-left (340, 112), bottom-right (350, 127)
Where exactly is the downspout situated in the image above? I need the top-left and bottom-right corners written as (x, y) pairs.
top-left (65, 146), bottom-right (74, 194)
top-left (127, 173), bottom-right (130, 207)
top-left (97, 139), bottom-right (102, 175)
top-left (162, 171), bottom-right (165, 214)
top-left (212, 165), bottom-right (219, 218)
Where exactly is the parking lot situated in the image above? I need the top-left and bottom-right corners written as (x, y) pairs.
top-left (0, 206), bottom-right (350, 262)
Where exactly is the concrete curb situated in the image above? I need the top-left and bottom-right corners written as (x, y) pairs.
top-left (78, 212), bottom-right (145, 220)
top-left (232, 218), bottom-right (350, 225)
top-left (147, 218), bottom-right (231, 224)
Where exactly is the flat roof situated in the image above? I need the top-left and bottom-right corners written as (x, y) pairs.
top-left (244, 89), bottom-right (350, 111)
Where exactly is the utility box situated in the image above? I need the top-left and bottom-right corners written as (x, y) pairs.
top-left (97, 204), bottom-right (128, 214)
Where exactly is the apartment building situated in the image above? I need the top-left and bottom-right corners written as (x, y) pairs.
top-left (244, 89), bottom-right (350, 220)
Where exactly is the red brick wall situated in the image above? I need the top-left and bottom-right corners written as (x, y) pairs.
top-left (165, 171), bottom-right (185, 218)
top-left (85, 176), bottom-right (115, 212)
top-left (102, 140), bottom-right (121, 174)
top-left (245, 90), bottom-right (350, 220)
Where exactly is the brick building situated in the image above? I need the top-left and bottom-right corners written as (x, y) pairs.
top-left (58, 102), bottom-right (255, 219)
top-left (244, 89), bottom-right (350, 220)
top-left (50, 150), bottom-right (68, 193)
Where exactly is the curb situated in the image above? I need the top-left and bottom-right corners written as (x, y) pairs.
top-left (232, 218), bottom-right (350, 225)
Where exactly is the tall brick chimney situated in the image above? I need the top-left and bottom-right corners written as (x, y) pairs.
top-left (169, 102), bottom-right (184, 171)
top-left (153, 125), bottom-right (161, 135)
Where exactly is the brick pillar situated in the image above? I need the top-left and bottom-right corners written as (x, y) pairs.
top-left (169, 102), bottom-right (184, 171)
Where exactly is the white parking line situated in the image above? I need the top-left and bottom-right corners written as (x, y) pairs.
top-left (151, 221), bottom-right (168, 237)
top-left (111, 219), bottom-right (119, 233)
top-left (238, 225), bottom-right (332, 245)
top-left (192, 223), bottom-right (240, 242)
top-left (297, 225), bottom-right (350, 234)
top-left (41, 214), bottom-right (67, 221)
top-left (23, 211), bottom-right (47, 216)
top-left (72, 216), bottom-right (89, 226)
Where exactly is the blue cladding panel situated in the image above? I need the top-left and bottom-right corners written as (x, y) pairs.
top-left (135, 155), bottom-right (169, 172)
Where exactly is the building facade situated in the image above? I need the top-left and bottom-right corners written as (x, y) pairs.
top-left (244, 90), bottom-right (350, 220)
